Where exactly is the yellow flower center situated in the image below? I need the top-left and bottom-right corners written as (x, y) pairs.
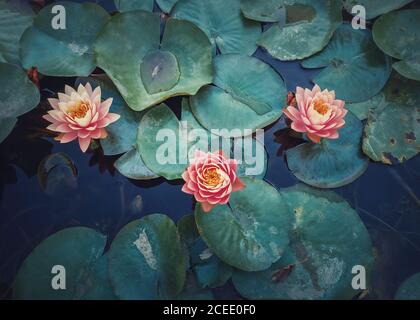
top-left (67, 101), bottom-right (90, 119)
top-left (203, 168), bottom-right (222, 186)
top-left (313, 99), bottom-right (330, 115)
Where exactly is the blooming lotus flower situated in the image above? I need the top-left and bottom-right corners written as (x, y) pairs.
top-left (43, 83), bottom-right (120, 152)
top-left (182, 150), bottom-right (245, 213)
top-left (283, 85), bottom-right (347, 144)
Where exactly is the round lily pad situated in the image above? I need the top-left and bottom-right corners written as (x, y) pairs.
top-left (115, 147), bottom-right (159, 180)
top-left (157, 0), bottom-right (178, 13)
top-left (0, 62), bottom-right (40, 118)
top-left (0, 0), bottom-right (33, 66)
top-left (252, 0), bottom-right (342, 61)
top-left (0, 117), bottom-right (17, 143)
top-left (191, 55), bottom-right (287, 137)
top-left (108, 214), bottom-right (186, 300)
top-left (76, 76), bottom-right (143, 156)
top-left (234, 136), bottom-right (268, 179)
top-left (373, 10), bottom-right (420, 81)
top-left (94, 11), bottom-right (212, 112)
top-left (13, 227), bottom-right (107, 300)
top-left (81, 255), bottom-right (116, 300)
top-left (363, 73), bottom-right (420, 164)
top-left (286, 111), bottom-right (369, 188)
top-left (301, 24), bottom-right (392, 103)
top-left (172, 0), bottom-right (261, 55)
top-left (195, 177), bottom-right (293, 272)
top-left (232, 185), bottom-right (374, 300)
top-left (343, 0), bottom-right (414, 20)
top-left (346, 93), bottom-right (384, 121)
top-left (395, 273), bottom-right (420, 300)
top-left (114, 0), bottom-right (154, 12)
top-left (20, 2), bottom-right (110, 77)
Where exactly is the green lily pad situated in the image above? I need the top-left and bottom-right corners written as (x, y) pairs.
top-left (373, 10), bottom-right (420, 81)
top-left (115, 147), bottom-right (159, 180)
top-left (157, 0), bottom-right (178, 13)
top-left (13, 227), bottom-right (107, 300)
top-left (0, 62), bottom-right (40, 118)
top-left (252, 0), bottom-right (342, 61)
top-left (234, 136), bottom-right (268, 179)
top-left (395, 273), bottom-right (420, 300)
top-left (195, 177), bottom-right (292, 272)
top-left (302, 24), bottom-right (392, 103)
top-left (232, 185), bottom-right (374, 300)
top-left (191, 55), bottom-right (287, 137)
top-left (346, 93), bottom-right (384, 121)
top-left (114, 0), bottom-right (154, 12)
top-left (172, 0), bottom-right (261, 55)
top-left (286, 112), bottom-right (369, 188)
top-left (363, 73), bottom-right (420, 164)
top-left (0, 117), bottom-right (17, 143)
top-left (177, 272), bottom-right (215, 300)
top-left (20, 2), bottom-right (109, 77)
top-left (0, 0), bottom-right (33, 66)
top-left (343, 0), bottom-right (414, 20)
top-left (81, 255), bottom-right (116, 300)
top-left (76, 76), bottom-right (143, 156)
top-left (94, 11), bottom-right (212, 112)
top-left (108, 214), bottom-right (186, 300)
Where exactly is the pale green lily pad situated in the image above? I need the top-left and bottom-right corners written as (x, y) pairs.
top-left (241, 0), bottom-right (287, 23)
top-left (373, 10), bottom-right (420, 81)
top-left (395, 273), bottom-right (420, 300)
top-left (94, 11), bottom-right (212, 112)
top-left (0, 117), bottom-right (17, 143)
top-left (13, 227), bottom-right (107, 300)
top-left (302, 24), bottom-right (392, 103)
top-left (234, 136), bottom-right (268, 179)
top-left (81, 255), bottom-right (116, 300)
top-left (286, 112), bottom-right (369, 188)
top-left (0, 0), bottom-right (33, 66)
top-left (233, 185), bottom-right (374, 300)
top-left (114, 0), bottom-right (154, 12)
top-left (108, 214), bottom-right (186, 300)
top-left (253, 0), bottom-right (342, 61)
top-left (157, 0), bottom-right (178, 13)
top-left (0, 62), bottom-right (40, 118)
top-left (363, 73), bottom-right (420, 164)
top-left (115, 147), bottom-right (159, 180)
top-left (76, 76), bottom-right (142, 156)
top-left (346, 93), bottom-right (384, 121)
top-left (195, 177), bottom-right (292, 272)
top-left (172, 0), bottom-right (261, 55)
top-left (20, 2), bottom-right (109, 76)
top-left (343, 0), bottom-right (414, 20)
top-left (191, 55), bottom-right (287, 137)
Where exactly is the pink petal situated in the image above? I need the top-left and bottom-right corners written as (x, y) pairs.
top-left (47, 98), bottom-right (60, 110)
top-left (78, 137), bottom-right (91, 153)
top-left (201, 202), bottom-right (215, 213)
top-left (232, 177), bottom-right (245, 192)
top-left (59, 132), bottom-right (78, 143)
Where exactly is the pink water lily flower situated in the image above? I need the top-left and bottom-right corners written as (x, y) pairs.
top-left (283, 85), bottom-right (347, 143)
top-left (182, 150), bottom-right (246, 213)
top-left (43, 83), bottom-right (120, 152)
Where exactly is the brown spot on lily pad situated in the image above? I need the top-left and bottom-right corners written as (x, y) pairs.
top-left (405, 132), bottom-right (416, 144)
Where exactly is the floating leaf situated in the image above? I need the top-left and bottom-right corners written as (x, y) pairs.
top-left (177, 272), bottom-right (215, 300)
top-left (114, 0), bottom-right (154, 12)
top-left (286, 112), bottom-right (369, 188)
top-left (20, 2), bottom-right (109, 76)
top-left (191, 55), bottom-right (287, 137)
top-left (195, 177), bottom-right (292, 272)
top-left (115, 147), bottom-right (159, 180)
top-left (94, 11), bottom-right (212, 112)
top-left (0, 117), bottom-right (17, 143)
top-left (395, 273), bottom-right (420, 300)
top-left (108, 214), bottom-right (186, 299)
top-left (0, 62), bottom-right (40, 118)
top-left (81, 255), bottom-right (116, 300)
top-left (172, 0), bottom-right (261, 55)
top-left (302, 24), bottom-right (392, 103)
top-left (249, 0), bottom-right (342, 61)
top-left (346, 93), bottom-right (384, 121)
top-left (13, 227), bottom-right (107, 300)
top-left (343, 0), bottom-right (414, 20)
top-left (373, 9), bottom-right (420, 81)
top-left (156, 0), bottom-right (178, 13)
top-left (363, 73), bottom-right (420, 164)
top-left (234, 136), bottom-right (268, 179)
top-left (0, 0), bottom-right (33, 66)
top-left (233, 185), bottom-right (374, 300)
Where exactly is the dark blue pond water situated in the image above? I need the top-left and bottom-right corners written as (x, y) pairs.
top-left (0, 0), bottom-right (419, 300)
